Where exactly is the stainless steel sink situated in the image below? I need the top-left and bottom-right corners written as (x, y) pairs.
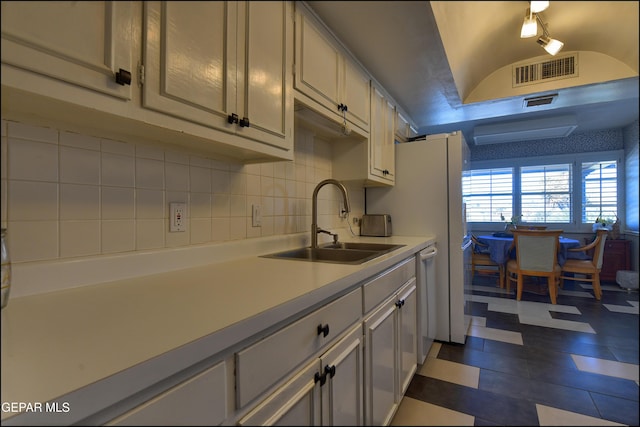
top-left (319, 242), bottom-right (404, 251)
top-left (261, 243), bottom-right (405, 264)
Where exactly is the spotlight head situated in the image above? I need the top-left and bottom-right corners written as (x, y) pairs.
top-left (537, 35), bottom-right (564, 55)
top-left (520, 10), bottom-right (538, 38)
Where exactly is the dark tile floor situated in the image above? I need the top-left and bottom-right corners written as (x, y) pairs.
top-left (394, 274), bottom-right (639, 426)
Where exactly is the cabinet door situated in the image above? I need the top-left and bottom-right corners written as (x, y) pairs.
top-left (1, 1), bottom-right (133, 100)
top-left (320, 325), bottom-right (364, 426)
top-left (370, 85), bottom-right (395, 184)
top-left (397, 280), bottom-right (417, 397)
top-left (395, 110), bottom-right (417, 142)
top-left (342, 58), bottom-right (370, 132)
top-left (143, 1), bottom-right (236, 132)
top-left (238, 360), bottom-right (322, 426)
top-left (363, 299), bottom-right (398, 426)
top-left (236, 1), bottom-right (293, 150)
top-left (295, 9), bottom-right (341, 111)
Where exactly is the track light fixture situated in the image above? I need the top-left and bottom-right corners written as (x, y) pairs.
top-left (519, 2), bottom-right (563, 55)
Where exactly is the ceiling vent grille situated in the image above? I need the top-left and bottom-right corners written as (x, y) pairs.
top-left (513, 53), bottom-right (578, 87)
top-left (523, 93), bottom-right (558, 108)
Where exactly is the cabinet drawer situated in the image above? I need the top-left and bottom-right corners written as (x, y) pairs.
top-left (236, 287), bottom-right (362, 408)
top-left (108, 361), bottom-right (227, 426)
top-left (363, 257), bottom-right (415, 314)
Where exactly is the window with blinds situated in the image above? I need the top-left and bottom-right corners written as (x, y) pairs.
top-left (464, 155), bottom-right (620, 228)
top-left (582, 160), bottom-right (617, 222)
top-left (521, 164), bottom-right (572, 223)
top-left (462, 167), bottom-right (513, 222)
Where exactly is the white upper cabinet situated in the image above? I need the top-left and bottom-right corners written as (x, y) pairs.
top-left (369, 84), bottom-right (395, 184)
top-left (395, 110), bottom-right (419, 142)
top-left (1, 1), bottom-right (293, 162)
top-left (143, 1), bottom-right (293, 151)
top-left (0, 1), bottom-right (133, 100)
top-left (294, 3), bottom-right (370, 133)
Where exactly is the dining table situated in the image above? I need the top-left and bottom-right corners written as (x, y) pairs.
top-left (476, 233), bottom-right (588, 268)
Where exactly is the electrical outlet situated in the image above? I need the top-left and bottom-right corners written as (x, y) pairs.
top-left (170, 202), bottom-right (187, 232)
top-left (252, 204), bottom-right (262, 227)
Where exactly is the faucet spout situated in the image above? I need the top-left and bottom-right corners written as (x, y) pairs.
top-left (311, 179), bottom-right (350, 248)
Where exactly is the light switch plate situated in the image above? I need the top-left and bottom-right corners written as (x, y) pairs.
top-left (252, 204), bottom-right (262, 227)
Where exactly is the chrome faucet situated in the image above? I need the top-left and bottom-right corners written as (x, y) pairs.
top-left (311, 179), bottom-right (350, 248)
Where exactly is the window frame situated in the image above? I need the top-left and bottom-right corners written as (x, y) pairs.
top-left (466, 150), bottom-right (624, 233)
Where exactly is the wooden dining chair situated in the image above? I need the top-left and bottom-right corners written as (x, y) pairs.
top-left (506, 229), bottom-right (563, 304)
top-left (471, 234), bottom-right (504, 287)
top-left (559, 229), bottom-right (608, 300)
top-left (522, 225), bottom-right (548, 230)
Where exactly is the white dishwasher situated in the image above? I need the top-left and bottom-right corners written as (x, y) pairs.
top-left (416, 244), bottom-right (438, 364)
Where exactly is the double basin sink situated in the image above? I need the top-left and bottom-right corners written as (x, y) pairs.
top-left (261, 242), bottom-right (405, 265)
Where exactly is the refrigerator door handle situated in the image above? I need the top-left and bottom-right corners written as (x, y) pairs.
top-left (420, 247), bottom-right (438, 260)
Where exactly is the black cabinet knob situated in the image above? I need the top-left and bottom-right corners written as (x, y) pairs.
top-left (317, 323), bottom-right (330, 337)
top-left (239, 117), bottom-right (250, 128)
top-left (115, 68), bottom-right (131, 86)
top-left (228, 113), bottom-right (239, 124)
top-left (314, 371), bottom-right (327, 386)
top-left (324, 364), bottom-right (336, 378)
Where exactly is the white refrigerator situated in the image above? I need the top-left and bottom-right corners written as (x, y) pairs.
top-left (366, 131), bottom-right (472, 345)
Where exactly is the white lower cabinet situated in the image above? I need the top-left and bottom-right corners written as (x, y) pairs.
top-left (107, 361), bottom-right (228, 426)
top-left (363, 274), bottom-right (417, 426)
top-left (238, 324), bottom-right (364, 426)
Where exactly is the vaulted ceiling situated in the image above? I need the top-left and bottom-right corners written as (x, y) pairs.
top-left (305, 1), bottom-right (639, 144)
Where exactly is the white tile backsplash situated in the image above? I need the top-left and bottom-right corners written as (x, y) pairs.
top-left (135, 158), bottom-right (164, 189)
top-left (9, 181), bottom-right (58, 220)
top-left (101, 187), bottom-right (135, 220)
top-left (60, 184), bottom-right (100, 220)
top-left (136, 189), bottom-right (165, 219)
top-left (8, 121), bottom-right (57, 143)
top-left (60, 220), bottom-right (100, 257)
top-left (1, 119), bottom-right (365, 268)
top-left (8, 138), bottom-right (59, 182)
top-left (165, 162), bottom-right (189, 191)
top-left (101, 153), bottom-right (135, 187)
top-left (60, 146), bottom-right (100, 184)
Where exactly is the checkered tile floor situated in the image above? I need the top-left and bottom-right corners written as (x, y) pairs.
top-left (391, 275), bottom-right (639, 426)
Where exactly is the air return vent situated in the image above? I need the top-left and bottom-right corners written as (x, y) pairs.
top-left (513, 53), bottom-right (578, 87)
top-left (523, 93), bottom-right (558, 108)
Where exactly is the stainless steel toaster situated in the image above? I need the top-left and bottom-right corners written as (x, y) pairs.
top-left (360, 214), bottom-right (392, 237)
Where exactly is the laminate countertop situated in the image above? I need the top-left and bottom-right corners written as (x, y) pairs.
top-left (1, 234), bottom-right (434, 424)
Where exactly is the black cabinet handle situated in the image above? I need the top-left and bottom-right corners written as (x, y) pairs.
top-left (115, 68), bottom-right (131, 86)
top-left (337, 103), bottom-right (348, 112)
top-left (239, 117), bottom-right (250, 128)
top-left (317, 323), bottom-right (330, 337)
top-left (314, 371), bottom-right (327, 386)
top-left (228, 113), bottom-right (239, 124)
top-left (325, 364), bottom-right (336, 378)
top-left (395, 299), bottom-right (405, 308)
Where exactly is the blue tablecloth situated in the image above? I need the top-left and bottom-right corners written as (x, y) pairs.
top-left (476, 234), bottom-right (587, 266)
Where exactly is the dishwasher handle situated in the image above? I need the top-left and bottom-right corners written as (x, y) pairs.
top-left (419, 247), bottom-right (438, 261)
